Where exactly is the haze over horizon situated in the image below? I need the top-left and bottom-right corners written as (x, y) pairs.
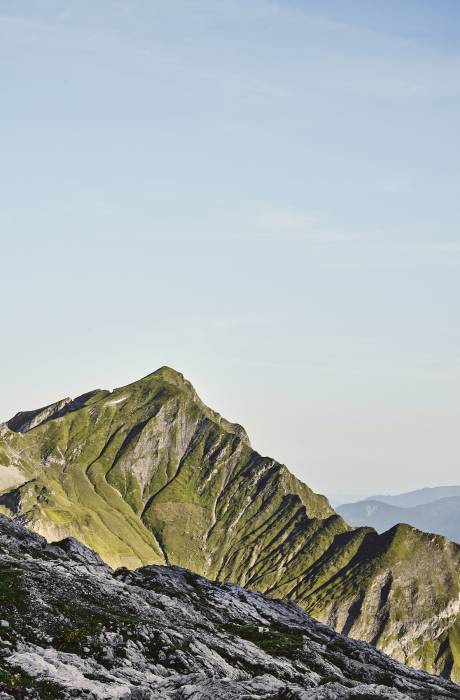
top-left (1, 0), bottom-right (459, 496)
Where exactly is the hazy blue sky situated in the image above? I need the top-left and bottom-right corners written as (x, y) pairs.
top-left (1, 1), bottom-right (459, 497)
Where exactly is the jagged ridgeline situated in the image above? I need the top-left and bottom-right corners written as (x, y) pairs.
top-left (1, 367), bottom-right (460, 682)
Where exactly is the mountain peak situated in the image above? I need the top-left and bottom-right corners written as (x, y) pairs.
top-left (118, 366), bottom-right (251, 445)
top-left (111, 366), bottom-right (198, 401)
top-left (140, 365), bottom-right (189, 384)
top-left (3, 368), bottom-right (460, 680)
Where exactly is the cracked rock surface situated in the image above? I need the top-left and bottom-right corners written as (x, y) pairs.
top-left (0, 516), bottom-right (457, 699)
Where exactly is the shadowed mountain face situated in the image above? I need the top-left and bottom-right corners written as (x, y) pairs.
top-left (0, 515), bottom-right (458, 699)
top-left (338, 497), bottom-right (460, 544)
top-left (1, 367), bottom-right (460, 682)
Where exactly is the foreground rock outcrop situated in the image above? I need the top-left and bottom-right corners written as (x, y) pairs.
top-left (0, 516), bottom-right (458, 699)
top-left (1, 367), bottom-right (460, 680)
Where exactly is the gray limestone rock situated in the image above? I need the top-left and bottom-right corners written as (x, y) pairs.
top-left (0, 515), bottom-right (457, 700)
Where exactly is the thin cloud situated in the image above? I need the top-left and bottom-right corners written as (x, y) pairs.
top-left (389, 241), bottom-right (460, 255)
top-left (229, 206), bottom-right (362, 243)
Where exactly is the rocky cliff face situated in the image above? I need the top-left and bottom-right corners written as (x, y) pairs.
top-left (0, 515), bottom-right (458, 700)
top-left (1, 367), bottom-right (460, 681)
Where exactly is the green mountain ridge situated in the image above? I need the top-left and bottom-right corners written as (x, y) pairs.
top-left (1, 366), bottom-right (460, 682)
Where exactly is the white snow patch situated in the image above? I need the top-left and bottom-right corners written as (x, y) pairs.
top-left (104, 396), bottom-right (128, 407)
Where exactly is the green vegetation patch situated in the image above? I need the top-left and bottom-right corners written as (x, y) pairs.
top-left (0, 665), bottom-right (62, 699)
top-left (222, 623), bottom-right (303, 659)
top-left (53, 601), bottom-right (144, 653)
top-left (0, 568), bottom-right (26, 613)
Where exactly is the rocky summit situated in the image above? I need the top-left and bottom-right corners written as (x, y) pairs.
top-left (0, 515), bottom-right (458, 700)
top-left (1, 368), bottom-right (460, 681)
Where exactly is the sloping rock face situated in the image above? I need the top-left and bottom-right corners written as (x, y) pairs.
top-left (0, 516), bottom-right (457, 700)
top-left (1, 367), bottom-right (460, 680)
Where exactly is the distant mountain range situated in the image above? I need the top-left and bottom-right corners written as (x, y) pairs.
top-left (337, 486), bottom-right (460, 544)
top-left (366, 485), bottom-right (460, 508)
top-left (1, 367), bottom-right (460, 681)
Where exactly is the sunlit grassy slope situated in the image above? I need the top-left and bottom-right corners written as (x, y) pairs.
top-left (1, 366), bottom-right (460, 681)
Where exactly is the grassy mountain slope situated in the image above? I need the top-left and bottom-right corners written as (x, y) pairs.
top-left (1, 367), bottom-right (460, 681)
